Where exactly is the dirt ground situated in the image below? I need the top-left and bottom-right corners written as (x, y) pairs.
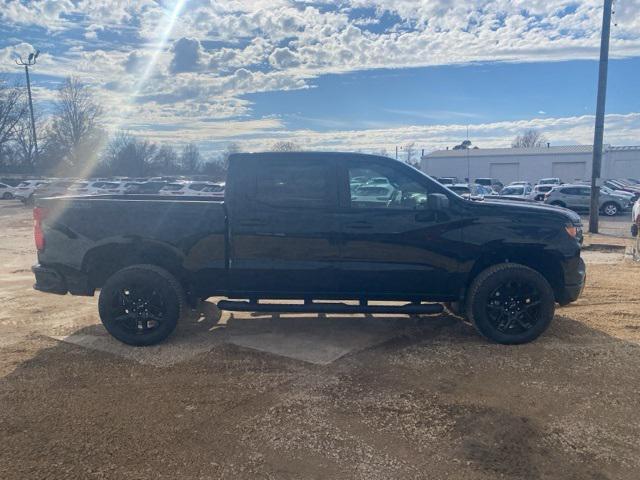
top-left (1, 201), bottom-right (640, 480)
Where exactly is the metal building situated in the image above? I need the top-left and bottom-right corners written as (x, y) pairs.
top-left (420, 145), bottom-right (640, 184)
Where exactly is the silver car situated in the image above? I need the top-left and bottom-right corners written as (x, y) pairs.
top-left (544, 184), bottom-right (632, 216)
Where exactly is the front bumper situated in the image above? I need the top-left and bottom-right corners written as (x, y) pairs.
top-left (557, 256), bottom-right (586, 305)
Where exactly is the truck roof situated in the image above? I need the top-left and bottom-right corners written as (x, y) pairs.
top-left (228, 151), bottom-right (392, 163)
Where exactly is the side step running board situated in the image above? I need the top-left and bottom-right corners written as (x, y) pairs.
top-left (217, 300), bottom-right (444, 315)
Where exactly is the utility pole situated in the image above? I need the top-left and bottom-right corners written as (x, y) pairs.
top-left (589, 0), bottom-right (613, 234)
top-left (15, 50), bottom-right (40, 168)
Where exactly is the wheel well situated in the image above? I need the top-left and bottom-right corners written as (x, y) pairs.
top-left (83, 243), bottom-right (186, 291)
top-left (466, 249), bottom-right (564, 301)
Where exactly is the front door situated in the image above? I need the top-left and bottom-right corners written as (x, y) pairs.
top-left (336, 158), bottom-right (462, 299)
top-left (228, 156), bottom-right (342, 296)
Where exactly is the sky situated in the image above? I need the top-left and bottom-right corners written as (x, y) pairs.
top-left (1, 0), bottom-right (640, 158)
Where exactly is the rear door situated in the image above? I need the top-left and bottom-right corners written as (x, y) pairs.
top-left (336, 158), bottom-right (461, 298)
top-left (227, 156), bottom-right (341, 295)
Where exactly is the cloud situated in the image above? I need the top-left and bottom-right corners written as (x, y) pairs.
top-left (2, 0), bottom-right (640, 157)
top-left (170, 37), bottom-right (204, 74)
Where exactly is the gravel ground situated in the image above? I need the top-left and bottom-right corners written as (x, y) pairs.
top-left (1, 201), bottom-right (640, 480)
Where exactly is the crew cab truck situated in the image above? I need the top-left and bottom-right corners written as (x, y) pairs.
top-left (32, 152), bottom-right (586, 346)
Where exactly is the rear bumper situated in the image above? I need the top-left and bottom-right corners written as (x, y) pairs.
top-left (32, 264), bottom-right (67, 294)
top-left (557, 256), bottom-right (586, 305)
top-left (32, 264), bottom-right (93, 296)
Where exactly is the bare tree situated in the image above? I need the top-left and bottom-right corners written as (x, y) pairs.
top-left (271, 141), bottom-right (300, 152)
top-left (48, 77), bottom-right (104, 171)
top-left (512, 129), bottom-right (548, 148)
top-left (153, 145), bottom-right (179, 174)
top-left (13, 112), bottom-right (43, 172)
top-left (103, 131), bottom-right (157, 177)
top-left (453, 139), bottom-right (473, 150)
top-left (0, 77), bottom-right (26, 157)
top-left (180, 143), bottom-right (201, 173)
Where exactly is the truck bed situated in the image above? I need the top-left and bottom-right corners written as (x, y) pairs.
top-left (34, 195), bottom-right (227, 295)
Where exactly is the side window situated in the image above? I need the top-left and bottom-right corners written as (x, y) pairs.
top-left (255, 160), bottom-right (330, 208)
top-left (562, 187), bottom-right (579, 195)
top-left (348, 162), bottom-right (428, 209)
top-left (578, 187), bottom-right (591, 196)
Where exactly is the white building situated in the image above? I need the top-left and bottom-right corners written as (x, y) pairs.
top-left (420, 145), bottom-right (640, 184)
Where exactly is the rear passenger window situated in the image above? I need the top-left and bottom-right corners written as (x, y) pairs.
top-left (255, 161), bottom-right (330, 208)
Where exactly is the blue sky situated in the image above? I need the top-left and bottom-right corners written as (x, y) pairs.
top-left (1, 0), bottom-right (640, 157)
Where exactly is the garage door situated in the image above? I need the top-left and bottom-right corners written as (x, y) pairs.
top-left (489, 163), bottom-right (519, 184)
top-left (552, 162), bottom-right (586, 182)
top-left (610, 160), bottom-right (640, 179)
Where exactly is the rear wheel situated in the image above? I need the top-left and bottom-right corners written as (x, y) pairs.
top-left (601, 202), bottom-right (619, 216)
top-left (98, 264), bottom-right (185, 346)
top-left (466, 263), bottom-right (555, 345)
top-left (2, 192), bottom-right (12, 199)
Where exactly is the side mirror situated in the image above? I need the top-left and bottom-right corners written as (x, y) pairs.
top-left (427, 193), bottom-right (450, 211)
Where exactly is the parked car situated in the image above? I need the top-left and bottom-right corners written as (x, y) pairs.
top-left (531, 185), bottom-right (554, 201)
top-left (508, 181), bottom-right (532, 188)
top-left (125, 181), bottom-right (168, 194)
top-left (0, 182), bottom-right (16, 199)
top-left (0, 178), bottom-right (22, 187)
top-left (32, 180), bottom-right (76, 200)
top-left (32, 151), bottom-right (586, 347)
top-left (474, 177), bottom-right (503, 192)
top-left (497, 184), bottom-right (533, 200)
top-left (544, 184), bottom-right (632, 216)
top-left (448, 183), bottom-right (493, 198)
top-left (436, 177), bottom-right (458, 185)
top-left (14, 180), bottom-right (49, 203)
top-left (539, 178), bottom-right (562, 185)
top-left (603, 179), bottom-right (640, 200)
top-left (351, 185), bottom-right (398, 207)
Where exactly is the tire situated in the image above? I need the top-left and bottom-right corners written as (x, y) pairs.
top-left (632, 224), bottom-right (639, 237)
top-left (465, 263), bottom-right (555, 345)
top-left (601, 202), bottom-right (619, 217)
top-left (98, 264), bottom-right (185, 346)
top-left (2, 192), bottom-right (12, 200)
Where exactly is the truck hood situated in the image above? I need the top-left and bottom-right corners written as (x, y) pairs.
top-left (474, 197), bottom-right (582, 224)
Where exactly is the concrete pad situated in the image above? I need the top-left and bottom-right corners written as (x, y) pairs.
top-left (225, 315), bottom-right (410, 365)
top-left (52, 324), bottom-right (225, 367)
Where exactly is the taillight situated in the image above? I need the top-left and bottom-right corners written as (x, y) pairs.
top-left (33, 207), bottom-right (46, 252)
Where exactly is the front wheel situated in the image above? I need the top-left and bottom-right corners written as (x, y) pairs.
top-left (601, 202), bottom-right (619, 216)
top-left (98, 264), bottom-right (185, 346)
top-left (466, 263), bottom-right (555, 345)
top-left (2, 192), bottom-right (13, 200)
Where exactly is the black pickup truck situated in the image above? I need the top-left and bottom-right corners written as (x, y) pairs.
top-left (32, 152), bottom-right (585, 346)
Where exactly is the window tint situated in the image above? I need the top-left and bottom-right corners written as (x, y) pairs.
top-left (561, 187), bottom-right (580, 195)
top-left (348, 162), bottom-right (428, 209)
top-left (255, 160), bottom-right (329, 207)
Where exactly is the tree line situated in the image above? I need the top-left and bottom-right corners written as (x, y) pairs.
top-left (0, 76), bottom-right (230, 180)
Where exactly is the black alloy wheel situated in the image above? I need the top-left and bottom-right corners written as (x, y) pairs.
top-left (98, 265), bottom-right (184, 346)
top-left (485, 280), bottom-right (542, 335)
top-left (466, 263), bottom-right (555, 344)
